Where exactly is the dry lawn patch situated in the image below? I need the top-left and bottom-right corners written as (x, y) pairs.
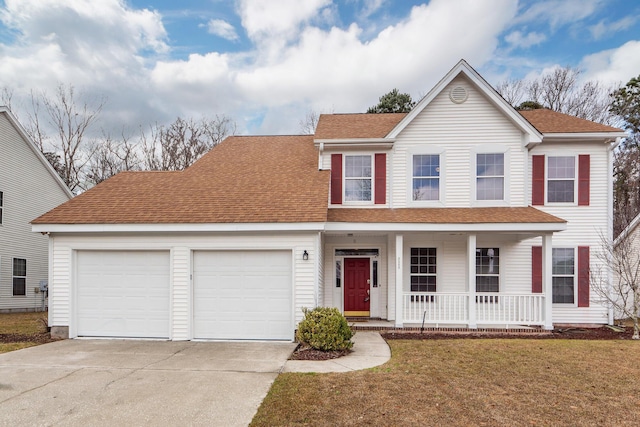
top-left (252, 339), bottom-right (640, 426)
top-left (0, 311), bottom-right (54, 354)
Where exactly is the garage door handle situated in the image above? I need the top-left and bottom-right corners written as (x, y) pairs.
top-left (364, 297), bottom-right (370, 302)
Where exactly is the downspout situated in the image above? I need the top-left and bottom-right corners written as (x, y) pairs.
top-left (318, 142), bottom-right (324, 170)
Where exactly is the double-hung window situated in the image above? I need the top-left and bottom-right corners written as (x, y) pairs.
top-left (552, 248), bottom-right (575, 303)
top-left (476, 247), bottom-right (499, 293)
top-left (410, 248), bottom-right (436, 292)
top-left (412, 155), bottom-right (440, 201)
top-left (13, 258), bottom-right (26, 296)
top-left (547, 156), bottom-right (575, 203)
top-left (344, 155), bottom-right (372, 202)
top-left (476, 153), bottom-right (504, 200)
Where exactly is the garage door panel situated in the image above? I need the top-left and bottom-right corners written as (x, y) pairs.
top-left (77, 251), bottom-right (170, 338)
top-left (193, 250), bottom-right (292, 340)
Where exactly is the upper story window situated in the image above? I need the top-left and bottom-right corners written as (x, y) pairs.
top-left (0, 191), bottom-right (3, 224)
top-left (13, 258), bottom-right (26, 296)
top-left (344, 155), bottom-right (372, 202)
top-left (547, 156), bottom-right (575, 203)
top-left (476, 153), bottom-right (504, 200)
top-left (412, 155), bottom-right (440, 201)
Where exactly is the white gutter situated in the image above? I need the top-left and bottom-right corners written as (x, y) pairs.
top-left (33, 222), bottom-right (327, 233)
top-left (325, 222), bottom-right (567, 233)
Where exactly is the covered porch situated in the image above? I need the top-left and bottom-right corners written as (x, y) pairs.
top-left (325, 207), bottom-right (567, 331)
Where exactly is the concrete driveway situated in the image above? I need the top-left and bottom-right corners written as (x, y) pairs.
top-left (0, 339), bottom-right (296, 426)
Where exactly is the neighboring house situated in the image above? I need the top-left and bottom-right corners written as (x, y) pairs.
top-left (612, 212), bottom-right (640, 319)
top-left (32, 60), bottom-right (626, 341)
top-left (0, 107), bottom-right (73, 312)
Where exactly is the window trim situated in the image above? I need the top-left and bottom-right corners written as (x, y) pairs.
top-left (471, 147), bottom-right (510, 206)
top-left (12, 257), bottom-right (27, 297)
top-left (343, 153), bottom-right (374, 204)
top-left (552, 247), bottom-right (577, 305)
top-left (546, 155), bottom-right (578, 206)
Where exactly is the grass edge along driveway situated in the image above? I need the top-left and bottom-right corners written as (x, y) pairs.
top-left (252, 339), bottom-right (640, 426)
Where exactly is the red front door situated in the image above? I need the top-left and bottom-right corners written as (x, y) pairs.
top-left (344, 258), bottom-right (370, 316)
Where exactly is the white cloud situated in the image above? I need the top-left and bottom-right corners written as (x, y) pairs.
top-left (237, 0), bottom-right (332, 41)
top-left (205, 19), bottom-right (238, 41)
top-left (514, 0), bottom-right (603, 29)
top-left (580, 40), bottom-right (640, 85)
top-left (360, 0), bottom-right (386, 19)
top-left (505, 31), bottom-right (546, 49)
top-left (589, 16), bottom-right (637, 40)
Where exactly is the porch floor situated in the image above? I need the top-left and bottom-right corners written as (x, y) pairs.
top-left (346, 318), bottom-right (549, 334)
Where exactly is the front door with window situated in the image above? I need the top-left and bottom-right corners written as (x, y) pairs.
top-left (344, 258), bottom-right (370, 316)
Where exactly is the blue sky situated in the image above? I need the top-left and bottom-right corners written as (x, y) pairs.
top-left (0, 0), bottom-right (639, 136)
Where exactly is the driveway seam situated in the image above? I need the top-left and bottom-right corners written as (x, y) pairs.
top-left (0, 366), bottom-right (85, 405)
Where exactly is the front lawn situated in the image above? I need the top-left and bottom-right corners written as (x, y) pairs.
top-left (252, 339), bottom-right (640, 426)
top-left (0, 311), bottom-right (54, 353)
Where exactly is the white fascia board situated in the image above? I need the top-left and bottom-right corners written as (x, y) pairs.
top-left (32, 222), bottom-right (327, 234)
top-left (542, 132), bottom-right (628, 142)
top-left (387, 60), bottom-right (543, 144)
top-left (325, 222), bottom-right (567, 233)
top-left (313, 138), bottom-right (394, 149)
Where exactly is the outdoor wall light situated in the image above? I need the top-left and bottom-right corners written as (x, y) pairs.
top-left (302, 250), bottom-right (309, 261)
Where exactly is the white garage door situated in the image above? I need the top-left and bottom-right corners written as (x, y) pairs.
top-left (193, 250), bottom-right (292, 340)
top-left (76, 251), bottom-right (170, 338)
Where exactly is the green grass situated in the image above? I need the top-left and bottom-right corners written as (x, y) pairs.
top-left (252, 339), bottom-right (640, 426)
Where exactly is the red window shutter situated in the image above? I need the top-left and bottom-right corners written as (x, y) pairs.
top-left (532, 155), bottom-right (545, 205)
top-left (331, 154), bottom-right (342, 205)
top-left (578, 246), bottom-right (590, 307)
top-left (532, 246), bottom-right (542, 293)
top-left (578, 155), bottom-right (590, 206)
top-left (374, 153), bottom-right (386, 205)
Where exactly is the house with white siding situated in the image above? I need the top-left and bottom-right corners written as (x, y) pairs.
top-left (32, 60), bottom-right (626, 340)
top-left (0, 107), bottom-right (73, 312)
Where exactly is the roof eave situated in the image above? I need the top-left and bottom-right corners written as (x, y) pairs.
top-left (325, 222), bottom-right (567, 233)
top-left (32, 222), bottom-right (328, 233)
top-left (541, 132), bottom-right (628, 143)
top-left (314, 138), bottom-right (395, 150)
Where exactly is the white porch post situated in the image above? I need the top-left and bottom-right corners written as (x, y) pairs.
top-left (467, 234), bottom-right (477, 329)
top-left (542, 234), bottom-right (553, 330)
top-left (395, 234), bottom-right (404, 328)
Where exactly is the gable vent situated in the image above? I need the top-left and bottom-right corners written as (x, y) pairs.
top-left (449, 86), bottom-right (468, 104)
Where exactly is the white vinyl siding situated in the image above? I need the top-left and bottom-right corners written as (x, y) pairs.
top-left (527, 144), bottom-right (611, 324)
top-left (390, 77), bottom-right (527, 208)
top-left (0, 113), bottom-right (71, 312)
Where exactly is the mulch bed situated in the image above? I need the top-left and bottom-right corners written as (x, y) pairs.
top-left (289, 344), bottom-right (352, 360)
top-left (0, 332), bottom-right (58, 344)
top-left (383, 326), bottom-right (638, 340)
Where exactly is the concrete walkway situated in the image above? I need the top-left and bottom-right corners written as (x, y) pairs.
top-left (283, 331), bottom-right (391, 373)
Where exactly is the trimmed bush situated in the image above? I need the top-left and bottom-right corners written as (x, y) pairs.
top-left (296, 307), bottom-right (353, 351)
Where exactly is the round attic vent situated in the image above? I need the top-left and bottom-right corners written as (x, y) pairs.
top-left (449, 86), bottom-right (468, 104)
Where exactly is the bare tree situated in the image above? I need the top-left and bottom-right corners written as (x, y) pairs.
top-left (496, 66), bottom-right (616, 125)
top-left (1, 87), bottom-right (14, 110)
top-left (591, 229), bottom-right (640, 339)
top-left (142, 115), bottom-right (235, 171)
top-left (86, 131), bottom-right (140, 186)
top-left (299, 110), bottom-right (320, 134)
top-left (22, 84), bottom-right (105, 192)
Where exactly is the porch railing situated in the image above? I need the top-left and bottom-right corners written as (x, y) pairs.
top-left (403, 293), bottom-right (468, 325)
top-left (402, 292), bottom-right (545, 327)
